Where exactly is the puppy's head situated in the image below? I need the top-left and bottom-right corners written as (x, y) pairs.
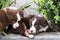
top-left (29, 16), bottom-right (49, 34)
top-left (5, 7), bottom-right (24, 29)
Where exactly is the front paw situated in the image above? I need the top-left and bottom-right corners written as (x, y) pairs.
top-left (28, 34), bottom-right (34, 38)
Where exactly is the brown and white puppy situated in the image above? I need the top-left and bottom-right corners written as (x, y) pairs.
top-left (28, 15), bottom-right (50, 34)
top-left (6, 7), bottom-right (24, 29)
top-left (0, 6), bottom-right (23, 33)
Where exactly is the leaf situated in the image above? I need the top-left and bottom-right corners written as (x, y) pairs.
top-left (1, 0), bottom-right (10, 9)
top-left (38, 0), bottom-right (44, 6)
top-left (55, 8), bottom-right (58, 14)
top-left (54, 15), bottom-right (60, 22)
top-left (42, 9), bottom-right (47, 13)
top-left (20, 5), bottom-right (31, 10)
top-left (50, 5), bottom-right (55, 9)
top-left (37, 6), bottom-right (42, 12)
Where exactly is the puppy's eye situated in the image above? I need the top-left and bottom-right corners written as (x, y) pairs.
top-left (35, 25), bottom-right (40, 28)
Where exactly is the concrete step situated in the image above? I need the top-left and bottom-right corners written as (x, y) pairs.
top-left (0, 32), bottom-right (60, 40)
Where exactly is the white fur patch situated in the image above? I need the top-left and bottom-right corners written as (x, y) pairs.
top-left (16, 12), bottom-right (21, 21)
top-left (3, 7), bottom-right (18, 12)
top-left (28, 34), bottom-right (34, 38)
top-left (13, 22), bottom-right (19, 29)
top-left (32, 18), bottom-right (37, 26)
top-left (29, 26), bottom-right (36, 33)
top-left (39, 25), bottom-right (49, 32)
top-left (7, 6), bottom-right (18, 10)
top-left (6, 26), bottom-right (8, 29)
top-left (29, 18), bottom-right (37, 33)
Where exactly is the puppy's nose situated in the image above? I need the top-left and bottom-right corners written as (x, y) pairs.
top-left (31, 31), bottom-right (33, 33)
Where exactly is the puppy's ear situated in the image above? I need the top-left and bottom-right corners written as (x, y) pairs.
top-left (28, 15), bottom-right (35, 19)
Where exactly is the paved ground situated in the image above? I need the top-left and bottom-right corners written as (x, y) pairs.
top-left (0, 32), bottom-right (60, 40)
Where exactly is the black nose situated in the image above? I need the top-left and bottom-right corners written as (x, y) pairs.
top-left (31, 31), bottom-right (33, 33)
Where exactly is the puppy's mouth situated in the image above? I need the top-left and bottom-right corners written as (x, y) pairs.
top-left (27, 30), bottom-right (36, 35)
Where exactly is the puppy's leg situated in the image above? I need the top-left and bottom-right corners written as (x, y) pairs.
top-left (23, 23), bottom-right (34, 38)
top-left (25, 29), bottom-right (34, 38)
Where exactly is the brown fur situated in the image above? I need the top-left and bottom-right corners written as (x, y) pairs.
top-left (0, 9), bottom-right (8, 32)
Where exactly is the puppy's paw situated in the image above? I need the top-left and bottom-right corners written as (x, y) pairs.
top-left (28, 35), bottom-right (34, 38)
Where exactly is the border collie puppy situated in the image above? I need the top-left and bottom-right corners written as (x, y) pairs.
top-left (6, 6), bottom-right (24, 28)
top-left (0, 7), bottom-right (24, 34)
top-left (28, 15), bottom-right (51, 34)
top-left (5, 6), bottom-right (23, 29)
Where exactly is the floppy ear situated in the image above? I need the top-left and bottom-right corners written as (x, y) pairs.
top-left (28, 15), bottom-right (35, 18)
